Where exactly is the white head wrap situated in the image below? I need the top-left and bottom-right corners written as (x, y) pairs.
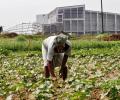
top-left (55, 33), bottom-right (68, 45)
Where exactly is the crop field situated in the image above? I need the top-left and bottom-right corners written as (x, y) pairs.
top-left (0, 34), bottom-right (120, 100)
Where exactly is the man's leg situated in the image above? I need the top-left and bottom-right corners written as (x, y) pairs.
top-left (44, 66), bottom-right (50, 78)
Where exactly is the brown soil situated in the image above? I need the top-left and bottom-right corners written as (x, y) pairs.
top-left (104, 34), bottom-right (120, 41)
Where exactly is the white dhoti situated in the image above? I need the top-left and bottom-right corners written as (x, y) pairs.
top-left (52, 53), bottom-right (64, 67)
top-left (42, 43), bottom-right (64, 67)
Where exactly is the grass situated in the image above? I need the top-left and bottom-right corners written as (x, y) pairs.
top-left (72, 40), bottom-right (120, 50)
top-left (0, 37), bottom-right (42, 52)
top-left (0, 34), bottom-right (120, 57)
top-left (0, 34), bottom-right (120, 52)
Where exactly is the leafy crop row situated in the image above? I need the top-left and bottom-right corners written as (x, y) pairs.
top-left (0, 52), bottom-right (120, 99)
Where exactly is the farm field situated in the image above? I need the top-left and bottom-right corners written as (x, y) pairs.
top-left (0, 34), bottom-right (120, 99)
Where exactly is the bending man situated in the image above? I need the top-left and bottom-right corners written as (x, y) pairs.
top-left (42, 33), bottom-right (71, 80)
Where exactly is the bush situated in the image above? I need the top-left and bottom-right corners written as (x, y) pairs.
top-left (16, 35), bottom-right (27, 42)
top-left (0, 32), bottom-right (18, 38)
top-left (96, 33), bottom-right (109, 40)
top-left (106, 34), bottom-right (120, 41)
top-left (0, 48), bottom-right (11, 56)
top-left (96, 33), bottom-right (120, 41)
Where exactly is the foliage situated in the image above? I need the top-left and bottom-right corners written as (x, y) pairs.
top-left (0, 49), bottom-right (120, 99)
top-left (0, 32), bottom-right (18, 38)
top-left (0, 38), bottom-right (42, 51)
top-left (96, 33), bottom-right (109, 40)
top-left (0, 36), bottom-right (120, 52)
top-left (0, 48), bottom-right (11, 56)
top-left (0, 35), bottom-right (120, 99)
top-left (16, 35), bottom-right (27, 42)
top-left (72, 40), bottom-right (120, 50)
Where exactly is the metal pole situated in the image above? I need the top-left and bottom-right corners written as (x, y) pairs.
top-left (101, 0), bottom-right (104, 33)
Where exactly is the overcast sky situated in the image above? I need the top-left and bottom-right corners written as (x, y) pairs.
top-left (0, 0), bottom-right (120, 29)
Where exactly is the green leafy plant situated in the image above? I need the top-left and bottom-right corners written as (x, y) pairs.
top-left (16, 35), bottom-right (27, 42)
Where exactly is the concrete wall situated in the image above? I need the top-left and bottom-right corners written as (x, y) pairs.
top-left (36, 5), bottom-right (120, 34)
top-left (85, 10), bottom-right (120, 33)
top-left (48, 8), bottom-right (57, 24)
top-left (36, 14), bottom-right (48, 24)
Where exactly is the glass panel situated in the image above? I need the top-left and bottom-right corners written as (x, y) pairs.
top-left (63, 20), bottom-right (70, 32)
top-left (107, 14), bottom-right (115, 31)
top-left (58, 15), bottom-right (62, 19)
top-left (71, 20), bottom-right (77, 32)
top-left (78, 7), bottom-right (84, 18)
top-left (71, 8), bottom-right (77, 18)
top-left (78, 20), bottom-right (84, 32)
top-left (85, 11), bottom-right (90, 32)
top-left (58, 9), bottom-right (63, 14)
top-left (117, 15), bottom-right (120, 30)
top-left (58, 19), bottom-right (62, 22)
top-left (64, 9), bottom-right (70, 18)
top-left (91, 12), bottom-right (97, 31)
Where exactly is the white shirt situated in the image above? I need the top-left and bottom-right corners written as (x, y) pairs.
top-left (42, 36), bottom-right (71, 61)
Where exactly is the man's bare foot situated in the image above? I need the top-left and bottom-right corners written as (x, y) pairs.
top-left (51, 76), bottom-right (57, 81)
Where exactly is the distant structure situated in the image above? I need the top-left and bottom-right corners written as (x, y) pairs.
top-left (0, 26), bottom-right (3, 33)
top-left (36, 5), bottom-right (120, 35)
top-left (5, 5), bottom-right (120, 35)
top-left (6, 23), bottom-right (42, 34)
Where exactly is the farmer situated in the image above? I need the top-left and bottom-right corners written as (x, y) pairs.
top-left (42, 32), bottom-right (71, 81)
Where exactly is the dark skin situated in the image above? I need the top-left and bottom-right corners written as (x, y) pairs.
top-left (45, 44), bottom-right (69, 80)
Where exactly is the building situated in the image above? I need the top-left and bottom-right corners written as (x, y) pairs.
top-left (36, 5), bottom-right (120, 35)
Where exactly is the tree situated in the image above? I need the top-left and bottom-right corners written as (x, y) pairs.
top-left (0, 26), bottom-right (3, 33)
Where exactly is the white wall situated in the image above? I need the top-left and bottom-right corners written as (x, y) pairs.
top-left (36, 14), bottom-right (48, 24)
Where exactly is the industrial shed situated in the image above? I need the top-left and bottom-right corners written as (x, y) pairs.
top-left (36, 5), bottom-right (120, 35)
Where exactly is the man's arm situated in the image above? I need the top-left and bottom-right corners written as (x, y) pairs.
top-left (46, 44), bottom-right (56, 78)
top-left (47, 60), bottom-right (56, 78)
top-left (59, 55), bottom-right (68, 80)
top-left (61, 55), bottom-right (68, 67)
top-left (60, 42), bottom-right (71, 80)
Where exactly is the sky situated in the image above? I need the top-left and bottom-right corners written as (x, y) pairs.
top-left (0, 0), bottom-right (120, 29)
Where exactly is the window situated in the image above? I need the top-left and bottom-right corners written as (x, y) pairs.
top-left (63, 20), bottom-right (70, 32)
top-left (64, 9), bottom-right (70, 18)
top-left (58, 19), bottom-right (62, 22)
top-left (78, 7), bottom-right (84, 18)
top-left (71, 20), bottom-right (77, 32)
top-left (78, 20), bottom-right (84, 32)
top-left (71, 8), bottom-right (77, 18)
top-left (57, 15), bottom-right (62, 22)
top-left (58, 15), bottom-right (62, 19)
top-left (58, 9), bottom-right (63, 14)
